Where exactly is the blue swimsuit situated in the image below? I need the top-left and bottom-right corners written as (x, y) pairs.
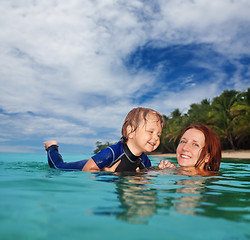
top-left (46, 141), bottom-right (151, 172)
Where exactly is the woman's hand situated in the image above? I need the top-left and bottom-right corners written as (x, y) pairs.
top-left (158, 160), bottom-right (177, 169)
top-left (103, 160), bottom-right (140, 172)
top-left (102, 160), bottom-right (121, 172)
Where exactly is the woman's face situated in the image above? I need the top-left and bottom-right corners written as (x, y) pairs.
top-left (176, 128), bottom-right (205, 168)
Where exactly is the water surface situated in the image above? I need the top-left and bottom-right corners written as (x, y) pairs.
top-left (0, 153), bottom-right (249, 240)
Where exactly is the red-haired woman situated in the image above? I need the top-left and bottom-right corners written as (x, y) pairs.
top-left (158, 123), bottom-right (221, 172)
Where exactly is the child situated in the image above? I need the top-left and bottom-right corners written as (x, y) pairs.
top-left (44, 107), bottom-right (164, 172)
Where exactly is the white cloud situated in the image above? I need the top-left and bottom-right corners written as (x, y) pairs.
top-left (0, 0), bottom-right (249, 152)
top-left (0, 145), bottom-right (41, 154)
top-left (142, 81), bottom-right (221, 116)
top-left (148, 0), bottom-right (250, 56)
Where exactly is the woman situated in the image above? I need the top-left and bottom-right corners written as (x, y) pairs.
top-left (158, 123), bottom-right (221, 172)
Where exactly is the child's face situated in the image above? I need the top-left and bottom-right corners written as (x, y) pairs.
top-left (129, 113), bottom-right (162, 154)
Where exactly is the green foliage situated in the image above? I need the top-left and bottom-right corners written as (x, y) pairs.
top-left (160, 88), bottom-right (250, 152)
top-left (93, 141), bottom-right (116, 154)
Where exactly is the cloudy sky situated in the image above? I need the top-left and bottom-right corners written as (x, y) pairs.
top-left (1, 0), bottom-right (250, 154)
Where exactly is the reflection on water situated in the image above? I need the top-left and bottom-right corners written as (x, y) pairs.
top-left (91, 159), bottom-right (250, 225)
top-left (1, 154), bottom-right (250, 240)
top-left (174, 178), bottom-right (209, 216)
top-left (116, 174), bottom-right (158, 223)
top-left (92, 172), bottom-right (158, 223)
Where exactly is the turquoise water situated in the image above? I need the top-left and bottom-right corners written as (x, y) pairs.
top-left (0, 153), bottom-right (250, 240)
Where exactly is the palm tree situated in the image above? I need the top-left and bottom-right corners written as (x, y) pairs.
top-left (230, 88), bottom-right (250, 148)
top-left (187, 98), bottom-right (212, 125)
top-left (159, 89), bottom-right (250, 152)
top-left (211, 90), bottom-right (240, 149)
top-left (160, 109), bottom-right (184, 153)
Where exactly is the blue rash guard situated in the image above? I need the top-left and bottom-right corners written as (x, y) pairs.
top-left (46, 141), bottom-right (151, 172)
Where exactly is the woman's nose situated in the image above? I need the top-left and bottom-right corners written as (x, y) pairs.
top-left (182, 142), bottom-right (190, 151)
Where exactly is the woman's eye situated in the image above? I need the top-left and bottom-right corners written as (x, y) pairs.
top-left (193, 143), bottom-right (199, 147)
top-left (179, 140), bottom-right (186, 144)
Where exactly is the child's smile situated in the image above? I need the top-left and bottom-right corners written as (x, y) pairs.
top-left (127, 113), bottom-right (162, 156)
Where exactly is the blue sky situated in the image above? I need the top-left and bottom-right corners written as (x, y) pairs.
top-left (0, 0), bottom-right (250, 154)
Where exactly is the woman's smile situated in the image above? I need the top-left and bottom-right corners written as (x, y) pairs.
top-left (176, 128), bottom-right (205, 168)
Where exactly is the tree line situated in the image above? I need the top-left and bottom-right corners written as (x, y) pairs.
top-left (94, 88), bottom-right (250, 153)
top-left (159, 88), bottom-right (250, 153)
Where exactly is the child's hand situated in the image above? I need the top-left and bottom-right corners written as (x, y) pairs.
top-left (158, 160), bottom-right (177, 169)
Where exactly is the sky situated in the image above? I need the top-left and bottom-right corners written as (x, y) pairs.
top-left (0, 0), bottom-right (250, 154)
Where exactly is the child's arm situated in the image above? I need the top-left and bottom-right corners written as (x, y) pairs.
top-left (82, 158), bottom-right (101, 171)
top-left (83, 159), bottom-right (127, 172)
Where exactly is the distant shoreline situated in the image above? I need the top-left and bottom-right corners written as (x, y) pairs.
top-left (151, 150), bottom-right (250, 159)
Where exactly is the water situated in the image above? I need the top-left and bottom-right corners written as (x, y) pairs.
top-left (0, 153), bottom-right (250, 240)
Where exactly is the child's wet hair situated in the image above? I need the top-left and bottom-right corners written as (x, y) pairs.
top-left (121, 107), bottom-right (164, 142)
